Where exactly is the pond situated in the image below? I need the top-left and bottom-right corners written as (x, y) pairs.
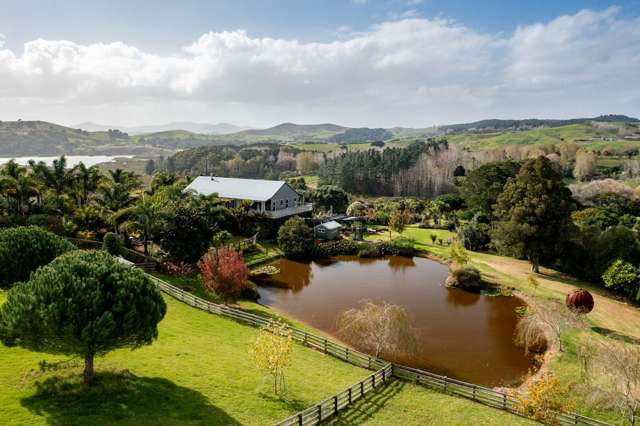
top-left (255, 255), bottom-right (534, 387)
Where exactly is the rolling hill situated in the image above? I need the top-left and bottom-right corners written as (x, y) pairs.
top-left (0, 116), bottom-right (638, 157)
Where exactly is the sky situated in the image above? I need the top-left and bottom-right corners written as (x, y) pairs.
top-left (0, 0), bottom-right (639, 128)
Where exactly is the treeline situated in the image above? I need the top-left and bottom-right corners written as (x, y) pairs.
top-left (146, 144), bottom-right (323, 180)
top-left (318, 140), bottom-right (462, 197)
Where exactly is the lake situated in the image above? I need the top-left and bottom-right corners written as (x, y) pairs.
top-left (0, 155), bottom-right (134, 168)
top-left (255, 255), bottom-right (534, 387)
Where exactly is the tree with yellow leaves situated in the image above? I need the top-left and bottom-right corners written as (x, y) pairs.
top-left (515, 372), bottom-right (575, 424)
top-left (252, 321), bottom-right (293, 395)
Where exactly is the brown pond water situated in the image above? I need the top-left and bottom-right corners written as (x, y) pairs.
top-left (255, 255), bottom-right (534, 387)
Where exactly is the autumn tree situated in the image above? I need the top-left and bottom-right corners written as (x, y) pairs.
top-left (337, 300), bottom-right (417, 359)
top-left (388, 209), bottom-right (406, 239)
top-left (515, 373), bottom-right (575, 424)
top-left (296, 152), bottom-right (319, 174)
top-left (492, 156), bottom-right (574, 273)
top-left (0, 250), bottom-right (166, 385)
top-left (574, 149), bottom-right (597, 182)
top-left (198, 246), bottom-right (249, 301)
top-left (252, 321), bottom-right (293, 395)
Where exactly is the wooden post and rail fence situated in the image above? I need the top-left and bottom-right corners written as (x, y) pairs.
top-left (66, 238), bottom-right (613, 426)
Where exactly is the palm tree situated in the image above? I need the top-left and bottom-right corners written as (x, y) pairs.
top-left (73, 163), bottom-right (101, 206)
top-left (29, 156), bottom-right (74, 195)
top-left (0, 160), bottom-right (39, 216)
top-left (29, 156), bottom-right (75, 212)
top-left (113, 194), bottom-right (167, 255)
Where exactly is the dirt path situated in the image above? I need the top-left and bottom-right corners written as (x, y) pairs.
top-left (475, 253), bottom-right (640, 340)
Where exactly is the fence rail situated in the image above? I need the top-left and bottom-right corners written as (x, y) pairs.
top-left (147, 274), bottom-right (612, 426)
top-left (274, 364), bottom-right (393, 426)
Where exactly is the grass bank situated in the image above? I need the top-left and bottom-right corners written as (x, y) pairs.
top-left (0, 291), bottom-right (369, 425)
top-left (327, 380), bottom-right (536, 425)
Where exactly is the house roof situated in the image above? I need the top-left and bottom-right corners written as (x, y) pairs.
top-left (316, 220), bottom-right (342, 230)
top-left (184, 176), bottom-right (289, 202)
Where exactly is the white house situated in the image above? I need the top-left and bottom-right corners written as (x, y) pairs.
top-left (184, 176), bottom-right (313, 219)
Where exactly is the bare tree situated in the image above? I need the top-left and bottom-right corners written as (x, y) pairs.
top-left (574, 149), bottom-right (598, 182)
top-left (337, 300), bottom-right (417, 359)
top-left (515, 300), bottom-right (584, 354)
top-left (584, 340), bottom-right (640, 425)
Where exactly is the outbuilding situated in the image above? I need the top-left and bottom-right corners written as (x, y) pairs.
top-left (314, 220), bottom-right (343, 240)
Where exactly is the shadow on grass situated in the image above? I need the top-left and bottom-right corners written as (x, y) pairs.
top-left (21, 370), bottom-right (241, 425)
top-left (325, 379), bottom-right (405, 425)
top-left (592, 326), bottom-right (640, 345)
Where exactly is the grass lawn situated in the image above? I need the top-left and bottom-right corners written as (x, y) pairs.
top-left (0, 291), bottom-right (371, 425)
top-left (327, 380), bottom-right (536, 426)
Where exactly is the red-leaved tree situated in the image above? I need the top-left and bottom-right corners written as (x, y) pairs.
top-left (198, 246), bottom-right (249, 301)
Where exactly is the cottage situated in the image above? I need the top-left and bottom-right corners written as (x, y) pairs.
top-left (314, 220), bottom-right (343, 240)
top-left (184, 176), bottom-right (312, 219)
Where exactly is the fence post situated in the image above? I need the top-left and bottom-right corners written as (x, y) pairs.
top-left (333, 395), bottom-right (338, 414)
top-left (382, 368), bottom-right (386, 382)
top-left (317, 404), bottom-right (322, 422)
top-left (297, 413), bottom-right (302, 426)
top-left (303, 332), bottom-right (308, 346)
top-left (502, 393), bottom-right (507, 410)
top-left (443, 376), bottom-right (448, 393)
top-left (360, 381), bottom-right (364, 397)
top-left (324, 338), bottom-right (327, 353)
top-left (348, 387), bottom-right (352, 404)
top-left (345, 347), bottom-right (349, 362)
top-left (473, 385), bottom-right (477, 400)
top-left (368, 357), bottom-right (371, 369)
top-left (372, 374), bottom-right (376, 389)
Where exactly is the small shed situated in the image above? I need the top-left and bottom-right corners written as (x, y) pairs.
top-left (314, 220), bottom-right (343, 240)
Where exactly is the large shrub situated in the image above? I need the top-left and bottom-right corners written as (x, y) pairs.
top-left (160, 205), bottom-right (213, 263)
top-left (602, 259), bottom-right (640, 301)
top-left (0, 250), bottom-right (166, 385)
top-left (445, 265), bottom-right (483, 290)
top-left (383, 237), bottom-right (415, 256)
top-left (316, 239), bottom-right (360, 257)
top-left (0, 226), bottom-right (75, 287)
top-left (102, 232), bottom-right (121, 256)
top-left (277, 217), bottom-right (315, 260)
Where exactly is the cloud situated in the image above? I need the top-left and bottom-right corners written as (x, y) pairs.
top-left (351, 0), bottom-right (368, 4)
top-left (0, 7), bottom-right (638, 126)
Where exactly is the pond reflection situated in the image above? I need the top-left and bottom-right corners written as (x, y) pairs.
top-left (255, 255), bottom-right (534, 387)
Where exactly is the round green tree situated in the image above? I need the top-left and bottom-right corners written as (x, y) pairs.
top-left (602, 259), bottom-right (639, 300)
top-left (0, 250), bottom-right (167, 385)
top-left (0, 226), bottom-right (76, 287)
top-left (277, 216), bottom-right (315, 260)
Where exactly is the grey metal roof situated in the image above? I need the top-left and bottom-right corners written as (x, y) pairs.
top-left (185, 176), bottom-right (288, 202)
top-left (316, 220), bottom-right (342, 230)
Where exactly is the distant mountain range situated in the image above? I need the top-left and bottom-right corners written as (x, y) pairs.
top-left (0, 114), bottom-right (636, 157)
top-left (73, 121), bottom-right (252, 135)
